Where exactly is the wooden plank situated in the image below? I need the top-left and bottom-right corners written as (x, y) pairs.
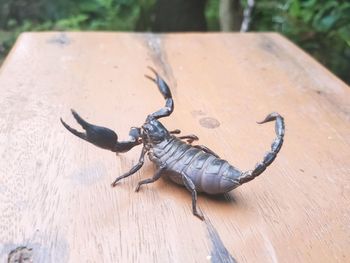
top-left (0, 32), bottom-right (349, 263)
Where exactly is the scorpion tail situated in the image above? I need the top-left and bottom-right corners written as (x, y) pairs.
top-left (238, 112), bottom-right (285, 185)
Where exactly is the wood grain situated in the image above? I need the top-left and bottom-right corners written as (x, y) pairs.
top-left (0, 32), bottom-right (349, 262)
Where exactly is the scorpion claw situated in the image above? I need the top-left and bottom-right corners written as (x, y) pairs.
top-left (60, 118), bottom-right (86, 140)
top-left (144, 66), bottom-right (158, 82)
top-left (144, 74), bottom-right (156, 82)
top-left (145, 66), bottom-right (172, 99)
top-left (145, 67), bottom-right (173, 120)
top-left (61, 110), bottom-right (120, 151)
top-left (71, 109), bottom-right (89, 129)
top-left (147, 66), bottom-right (158, 75)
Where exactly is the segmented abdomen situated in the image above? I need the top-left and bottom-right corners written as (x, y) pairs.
top-left (152, 137), bottom-right (242, 194)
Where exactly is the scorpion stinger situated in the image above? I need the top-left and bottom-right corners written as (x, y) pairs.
top-left (60, 109), bottom-right (142, 153)
top-left (144, 66), bottom-right (174, 121)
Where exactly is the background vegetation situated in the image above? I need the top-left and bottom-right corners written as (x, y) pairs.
top-left (0, 0), bottom-right (349, 84)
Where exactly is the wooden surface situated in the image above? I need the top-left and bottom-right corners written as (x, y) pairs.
top-left (0, 32), bottom-right (349, 263)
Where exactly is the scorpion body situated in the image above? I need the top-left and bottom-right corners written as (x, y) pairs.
top-left (153, 133), bottom-right (242, 194)
top-left (61, 68), bottom-right (285, 220)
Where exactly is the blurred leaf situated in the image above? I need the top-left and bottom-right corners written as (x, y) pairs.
top-left (250, 0), bottom-right (350, 84)
top-left (301, 0), bottom-right (316, 8)
top-left (338, 25), bottom-right (350, 46)
top-left (55, 14), bottom-right (89, 30)
top-left (319, 14), bottom-right (339, 31)
top-left (289, 0), bottom-right (300, 17)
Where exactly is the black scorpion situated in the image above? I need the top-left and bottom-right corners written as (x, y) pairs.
top-left (61, 67), bottom-right (285, 220)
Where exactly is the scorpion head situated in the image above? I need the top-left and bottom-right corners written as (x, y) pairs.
top-left (142, 118), bottom-right (170, 144)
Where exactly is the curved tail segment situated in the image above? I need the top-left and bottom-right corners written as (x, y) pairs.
top-left (239, 112), bottom-right (285, 185)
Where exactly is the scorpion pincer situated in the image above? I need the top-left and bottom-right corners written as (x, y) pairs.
top-left (61, 67), bottom-right (285, 220)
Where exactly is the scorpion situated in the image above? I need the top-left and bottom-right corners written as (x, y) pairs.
top-left (61, 67), bottom-right (285, 220)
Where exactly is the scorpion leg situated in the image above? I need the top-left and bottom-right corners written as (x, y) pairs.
top-left (145, 67), bottom-right (174, 120)
top-left (182, 174), bottom-right (204, 221)
top-left (169, 129), bottom-right (199, 143)
top-left (111, 147), bottom-right (148, 187)
top-left (169, 129), bottom-right (181, 134)
top-left (193, 145), bottom-right (220, 158)
top-left (135, 166), bottom-right (166, 192)
top-left (61, 110), bottom-right (142, 153)
top-left (177, 134), bottom-right (199, 144)
top-left (135, 153), bottom-right (166, 191)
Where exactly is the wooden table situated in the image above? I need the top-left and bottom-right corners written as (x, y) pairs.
top-left (0, 32), bottom-right (349, 262)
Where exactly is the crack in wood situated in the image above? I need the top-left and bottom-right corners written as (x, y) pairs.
top-left (206, 219), bottom-right (237, 263)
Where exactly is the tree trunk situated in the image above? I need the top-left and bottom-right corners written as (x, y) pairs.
top-left (219, 0), bottom-right (243, 31)
top-left (152, 0), bottom-right (207, 32)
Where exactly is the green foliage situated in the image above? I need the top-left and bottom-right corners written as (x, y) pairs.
top-left (0, 0), bottom-right (155, 31)
top-left (206, 0), bottom-right (220, 31)
top-left (250, 0), bottom-right (350, 84)
top-left (0, 0), bottom-right (154, 60)
top-left (0, 0), bottom-right (349, 84)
